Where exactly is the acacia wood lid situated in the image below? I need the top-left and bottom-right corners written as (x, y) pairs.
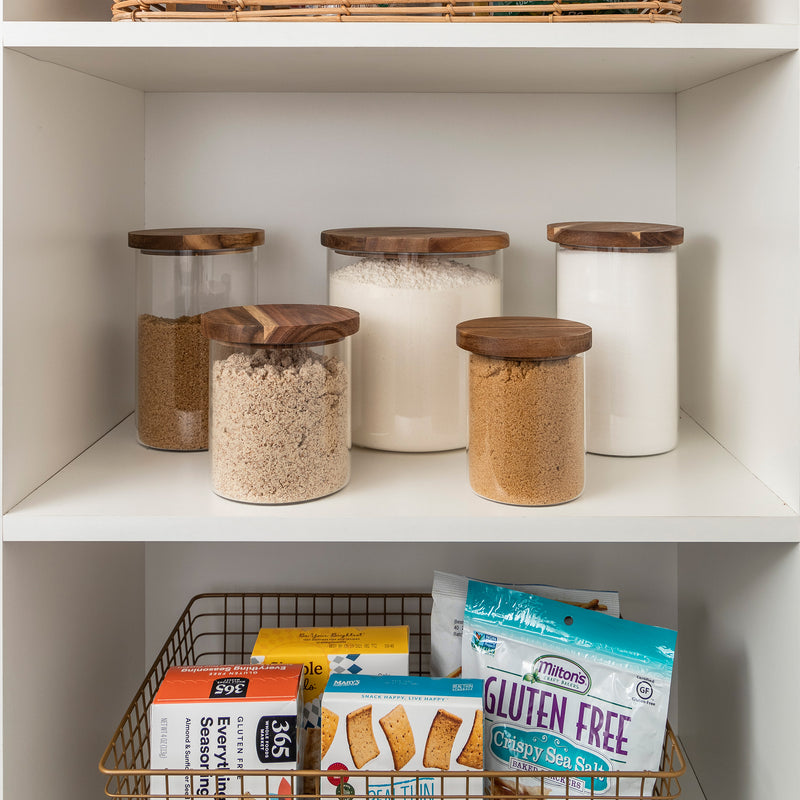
top-left (547, 222), bottom-right (684, 249)
top-left (201, 304), bottom-right (360, 345)
top-left (320, 227), bottom-right (510, 254)
top-left (457, 317), bottom-right (592, 359)
top-left (128, 227), bottom-right (265, 252)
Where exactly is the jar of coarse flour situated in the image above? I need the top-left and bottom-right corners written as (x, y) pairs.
top-left (323, 227), bottom-right (507, 452)
top-left (550, 221), bottom-right (684, 457)
top-left (129, 227), bottom-right (262, 452)
top-left (457, 317), bottom-right (592, 506)
top-left (201, 304), bottom-right (359, 505)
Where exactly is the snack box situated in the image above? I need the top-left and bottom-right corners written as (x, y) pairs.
top-left (250, 626), bottom-right (409, 773)
top-left (320, 675), bottom-right (484, 797)
top-left (149, 664), bottom-right (304, 798)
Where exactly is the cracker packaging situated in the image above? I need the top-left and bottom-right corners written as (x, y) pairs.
top-left (250, 626), bottom-right (409, 774)
top-left (320, 675), bottom-right (484, 797)
top-left (462, 581), bottom-right (675, 798)
top-left (149, 664), bottom-right (304, 798)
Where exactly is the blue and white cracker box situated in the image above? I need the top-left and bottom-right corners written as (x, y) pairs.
top-left (320, 675), bottom-right (484, 797)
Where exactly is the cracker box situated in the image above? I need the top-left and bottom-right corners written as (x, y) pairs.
top-left (320, 675), bottom-right (484, 797)
top-left (250, 626), bottom-right (409, 774)
top-left (149, 664), bottom-right (303, 798)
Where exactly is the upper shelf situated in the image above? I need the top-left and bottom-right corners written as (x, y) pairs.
top-left (3, 414), bottom-right (796, 543)
top-left (2, 21), bottom-right (797, 92)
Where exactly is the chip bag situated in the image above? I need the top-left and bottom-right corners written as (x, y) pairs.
top-left (462, 581), bottom-right (675, 798)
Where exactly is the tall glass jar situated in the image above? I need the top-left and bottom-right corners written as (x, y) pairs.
top-left (129, 227), bottom-right (262, 451)
top-left (323, 227), bottom-right (507, 452)
top-left (201, 304), bottom-right (359, 505)
top-left (457, 317), bottom-right (592, 506)
top-left (551, 221), bottom-right (684, 457)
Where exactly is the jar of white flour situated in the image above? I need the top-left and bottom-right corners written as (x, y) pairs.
top-left (551, 221), bottom-right (684, 457)
top-left (323, 227), bottom-right (507, 452)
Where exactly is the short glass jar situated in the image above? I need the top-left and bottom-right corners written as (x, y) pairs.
top-left (551, 221), bottom-right (684, 457)
top-left (323, 227), bottom-right (507, 453)
top-left (201, 304), bottom-right (359, 505)
top-left (129, 227), bottom-right (262, 451)
top-left (457, 317), bottom-right (592, 506)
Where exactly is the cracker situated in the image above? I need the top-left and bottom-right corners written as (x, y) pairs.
top-left (346, 705), bottom-right (380, 768)
top-left (422, 709), bottom-right (462, 770)
top-left (322, 707), bottom-right (339, 760)
top-left (456, 709), bottom-right (483, 769)
top-left (379, 705), bottom-right (416, 770)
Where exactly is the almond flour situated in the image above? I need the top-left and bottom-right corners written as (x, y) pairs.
top-left (210, 347), bottom-right (349, 504)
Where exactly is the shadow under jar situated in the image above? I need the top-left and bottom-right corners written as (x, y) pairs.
top-left (201, 304), bottom-right (359, 505)
top-left (130, 227), bottom-right (262, 451)
top-left (323, 226), bottom-right (508, 453)
top-left (457, 317), bottom-right (592, 506)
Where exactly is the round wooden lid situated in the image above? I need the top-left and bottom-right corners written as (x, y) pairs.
top-left (547, 222), bottom-right (684, 249)
top-left (457, 317), bottom-right (592, 359)
top-left (202, 304), bottom-right (359, 345)
top-left (128, 227), bottom-right (265, 252)
top-left (320, 227), bottom-right (510, 254)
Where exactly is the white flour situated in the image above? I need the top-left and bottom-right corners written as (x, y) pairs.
top-left (329, 257), bottom-right (501, 451)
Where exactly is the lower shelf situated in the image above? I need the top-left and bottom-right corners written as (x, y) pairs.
top-left (3, 413), bottom-right (796, 542)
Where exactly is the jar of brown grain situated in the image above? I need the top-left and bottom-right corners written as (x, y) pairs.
top-left (129, 227), bottom-right (262, 451)
top-left (456, 317), bottom-right (592, 506)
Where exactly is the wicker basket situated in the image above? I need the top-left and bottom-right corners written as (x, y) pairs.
top-left (111, 1), bottom-right (682, 22)
top-left (99, 592), bottom-right (686, 800)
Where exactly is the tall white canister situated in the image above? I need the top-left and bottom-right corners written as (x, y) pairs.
top-left (550, 221), bottom-right (684, 457)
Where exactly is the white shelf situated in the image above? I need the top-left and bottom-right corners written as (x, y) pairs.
top-left (3, 21), bottom-right (797, 92)
top-left (4, 413), bottom-right (795, 542)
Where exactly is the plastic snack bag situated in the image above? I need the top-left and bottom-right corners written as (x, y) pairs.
top-left (430, 571), bottom-right (620, 678)
top-left (462, 581), bottom-right (675, 798)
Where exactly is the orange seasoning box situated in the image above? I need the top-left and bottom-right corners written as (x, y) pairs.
top-left (149, 664), bottom-right (304, 798)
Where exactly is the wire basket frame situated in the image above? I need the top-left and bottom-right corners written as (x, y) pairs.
top-left (111, 1), bottom-right (682, 22)
top-left (99, 592), bottom-right (686, 800)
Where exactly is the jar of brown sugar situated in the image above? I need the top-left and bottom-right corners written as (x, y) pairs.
top-left (201, 304), bottom-right (359, 505)
top-left (456, 317), bottom-right (592, 506)
top-left (129, 227), bottom-right (262, 451)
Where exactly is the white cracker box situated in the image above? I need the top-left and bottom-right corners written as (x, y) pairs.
top-left (320, 675), bottom-right (484, 797)
top-left (250, 626), bottom-right (409, 774)
top-left (149, 664), bottom-right (304, 798)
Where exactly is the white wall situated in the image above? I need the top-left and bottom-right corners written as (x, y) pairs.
top-left (4, 0), bottom-right (111, 20)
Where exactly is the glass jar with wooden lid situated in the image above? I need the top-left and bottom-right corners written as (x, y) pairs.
top-left (129, 227), bottom-right (262, 452)
top-left (551, 221), bottom-right (684, 457)
top-left (201, 304), bottom-right (359, 505)
top-left (457, 317), bottom-right (592, 506)
top-left (323, 226), bottom-right (508, 453)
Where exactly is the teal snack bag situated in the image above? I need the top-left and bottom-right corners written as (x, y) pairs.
top-left (461, 581), bottom-right (675, 797)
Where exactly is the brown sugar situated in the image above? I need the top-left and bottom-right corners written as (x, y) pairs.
top-left (468, 353), bottom-right (584, 505)
top-left (137, 314), bottom-right (208, 451)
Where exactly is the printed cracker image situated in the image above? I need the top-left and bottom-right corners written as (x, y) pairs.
top-left (346, 705), bottom-right (380, 768)
top-left (321, 707), bottom-right (338, 760)
top-left (379, 705), bottom-right (416, 770)
top-left (423, 709), bottom-right (462, 770)
top-left (456, 709), bottom-right (483, 769)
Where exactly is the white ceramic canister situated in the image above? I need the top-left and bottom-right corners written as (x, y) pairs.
top-left (551, 221), bottom-right (684, 457)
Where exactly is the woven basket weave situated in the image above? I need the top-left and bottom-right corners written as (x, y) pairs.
top-left (112, 1), bottom-right (682, 22)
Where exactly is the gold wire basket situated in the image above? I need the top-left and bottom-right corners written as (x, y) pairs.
top-left (111, 1), bottom-right (682, 23)
top-left (99, 592), bottom-right (686, 800)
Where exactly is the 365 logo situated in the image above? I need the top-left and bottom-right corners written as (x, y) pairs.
top-left (470, 631), bottom-right (497, 654)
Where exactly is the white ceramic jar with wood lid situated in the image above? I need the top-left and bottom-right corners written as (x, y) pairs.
top-left (457, 317), bottom-right (592, 506)
top-left (323, 226), bottom-right (507, 453)
top-left (201, 304), bottom-right (359, 505)
top-left (129, 227), bottom-right (262, 452)
top-left (551, 221), bottom-right (684, 457)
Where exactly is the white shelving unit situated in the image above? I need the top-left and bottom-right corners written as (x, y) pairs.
top-left (2, 2), bottom-right (799, 800)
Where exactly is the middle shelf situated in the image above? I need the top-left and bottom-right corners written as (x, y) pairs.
top-left (4, 412), bottom-right (796, 542)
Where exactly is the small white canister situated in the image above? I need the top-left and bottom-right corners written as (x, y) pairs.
top-left (551, 221), bottom-right (684, 457)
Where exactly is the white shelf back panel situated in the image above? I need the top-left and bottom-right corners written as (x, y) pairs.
top-left (145, 91), bottom-right (676, 314)
top-left (677, 52), bottom-right (800, 511)
top-left (2, 51), bottom-right (144, 510)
